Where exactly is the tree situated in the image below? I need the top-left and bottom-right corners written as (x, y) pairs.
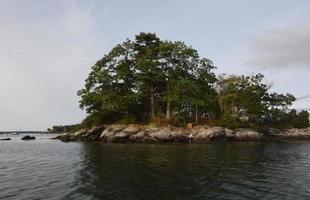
top-left (134, 33), bottom-right (162, 121)
top-left (216, 73), bottom-right (296, 128)
top-left (77, 32), bottom-right (297, 129)
top-left (291, 110), bottom-right (310, 128)
top-left (78, 40), bottom-right (138, 124)
top-left (158, 41), bottom-right (217, 122)
top-left (78, 32), bottom-right (217, 125)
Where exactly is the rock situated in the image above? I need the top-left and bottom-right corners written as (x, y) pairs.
top-left (174, 133), bottom-right (191, 143)
top-left (0, 138), bottom-right (11, 141)
top-left (114, 131), bottom-right (131, 138)
top-left (74, 129), bottom-right (87, 137)
top-left (145, 127), bottom-right (159, 134)
top-left (109, 124), bottom-right (127, 132)
top-left (233, 129), bottom-right (264, 141)
top-left (225, 128), bottom-right (235, 140)
top-left (150, 128), bottom-right (175, 142)
top-left (129, 131), bottom-right (146, 141)
top-left (99, 127), bottom-right (114, 140)
top-left (21, 135), bottom-right (36, 140)
top-left (149, 128), bottom-right (190, 143)
top-left (100, 125), bottom-right (137, 143)
top-left (54, 124), bottom-right (310, 143)
top-left (190, 125), bottom-right (209, 137)
top-left (225, 128), bottom-right (234, 135)
top-left (193, 126), bottom-right (226, 143)
top-left (52, 133), bottom-right (75, 142)
top-left (99, 125), bottom-right (129, 142)
top-left (129, 131), bottom-right (158, 143)
top-left (122, 126), bottom-right (141, 134)
top-left (81, 127), bottom-right (105, 142)
top-left (273, 128), bottom-right (310, 140)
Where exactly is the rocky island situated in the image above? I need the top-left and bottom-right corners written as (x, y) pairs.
top-left (54, 124), bottom-right (310, 143)
top-left (51, 33), bottom-right (309, 143)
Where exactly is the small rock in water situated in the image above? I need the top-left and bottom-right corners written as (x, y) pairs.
top-left (21, 135), bottom-right (36, 140)
top-left (0, 138), bottom-right (11, 141)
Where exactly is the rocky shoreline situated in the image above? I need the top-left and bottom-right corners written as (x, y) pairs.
top-left (53, 124), bottom-right (310, 143)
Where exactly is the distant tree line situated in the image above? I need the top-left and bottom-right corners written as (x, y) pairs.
top-left (47, 124), bottom-right (81, 133)
top-left (49, 32), bottom-right (309, 132)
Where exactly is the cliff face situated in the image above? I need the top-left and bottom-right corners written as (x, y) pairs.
top-left (53, 125), bottom-right (310, 143)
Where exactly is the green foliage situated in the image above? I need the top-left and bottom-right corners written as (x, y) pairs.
top-left (73, 32), bottom-right (302, 130)
top-left (168, 113), bottom-right (186, 127)
top-left (215, 73), bottom-right (297, 129)
top-left (48, 124), bottom-right (81, 133)
top-left (287, 109), bottom-right (309, 128)
top-left (77, 32), bottom-right (217, 127)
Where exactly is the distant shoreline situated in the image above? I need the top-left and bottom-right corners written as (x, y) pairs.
top-left (0, 131), bottom-right (48, 135)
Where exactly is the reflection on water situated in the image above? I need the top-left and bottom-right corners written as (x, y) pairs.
top-left (1, 134), bottom-right (310, 199)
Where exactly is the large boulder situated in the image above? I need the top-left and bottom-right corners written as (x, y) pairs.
top-left (150, 128), bottom-right (175, 142)
top-left (150, 128), bottom-right (190, 143)
top-left (100, 125), bottom-right (139, 143)
top-left (74, 129), bottom-right (87, 137)
top-left (129, 131), bottom-right (158, 143)
top-left (81, 127), bottom-right (105, 142)
top-left (225, 128), bottom-right (235, 140)
top-left (122, 126), bottom-right (141, 134)
top-left (144, 126), bottom-right (160, 134)
top-left (233, 129), bottom-right (264, 141)
top-left (53, 133), bottom-right (75, 142)
top-left (109, 124), bottom-right (127, 132)
top-left (21, 135), bottom-right (36, 140)
top-left (192, 126), bottom-right (226, 143)
top-left (173, 132), bottom-right (191, 143)
top-left (190, 125), bottom-right (210, 136)
top-left (274, 128), bottom-right (310, 140)
top-left (0, 138), bottom-right (11, 141)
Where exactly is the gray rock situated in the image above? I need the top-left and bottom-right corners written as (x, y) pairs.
top-left (145, 127), bottom-right (159, 134)
top-left (173, 133), bottom-right (191, 143)
top-left (52, 133), bottom-right (75, 142)
top-left (234, 129), bottom-right (263, 141)
top-left (150, 128), bottom-right (174, 142)
top-left (21, 135), bottom-right (36, 140)
top-left (273, 128), bottom-right (310, 140)
top-left (122, 126), bottom-right (141, 134)
top-left (225, 128), bottom-right (235, 140)
top-left (84, 127), bottom-right (104, 141)
top-left (74, 129), bottom-right (87, 137)
top-left (0, 138), bottom-right (11, 141)
top-left (129, 131), bottom-right (158, 143)
top-left (114, 131), bottom-right (132, 138)
top-left (193, 126), bottom-right (226, 143)
top-left (99, 128), bottom-right (114, 140)
top-left (109, 124), bottom-right (126, 132)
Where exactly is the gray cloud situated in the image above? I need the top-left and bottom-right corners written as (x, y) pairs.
top-left (298, 94), bottom-right (310, 101)
top-left (0, 0), bottom-right (101, 130)
top-left (245, 22), bottom-right (310, 69)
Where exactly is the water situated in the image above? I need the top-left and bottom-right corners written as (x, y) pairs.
top-left (1, 134), bottom-right (310, 199)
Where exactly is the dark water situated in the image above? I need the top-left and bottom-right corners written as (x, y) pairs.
top-left (1, 134), bottom-right (310, 200)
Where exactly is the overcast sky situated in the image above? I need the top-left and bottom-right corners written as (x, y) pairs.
top-left (0, 0), bottom-right (309, 130)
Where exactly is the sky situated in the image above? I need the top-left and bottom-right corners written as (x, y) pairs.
top-left (0, 0), bottom-right (309, 130)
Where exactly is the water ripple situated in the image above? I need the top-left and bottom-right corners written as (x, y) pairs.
top-left (1, 136), bottom-right (310, 199)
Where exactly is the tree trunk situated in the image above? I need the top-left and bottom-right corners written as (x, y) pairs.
top-left (165, 101), bottom-right (171, 120)
top-left (150, 86), bottom-right (156, 121)
top-left (195, 104), bottom-right (198, 123)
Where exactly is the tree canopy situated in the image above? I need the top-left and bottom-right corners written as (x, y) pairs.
top-left (76, 32), bottom-right (309, 129)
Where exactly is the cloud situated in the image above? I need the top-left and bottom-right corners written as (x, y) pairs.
top-left (0, 0), bottom-right (100, 130)
top-left (297, 94), bottom-right (310, 101)
top-left (245, 22), bottom-right (310, 69)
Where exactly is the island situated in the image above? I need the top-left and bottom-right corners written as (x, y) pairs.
top-left (50, 32), bottom-right (309, 143)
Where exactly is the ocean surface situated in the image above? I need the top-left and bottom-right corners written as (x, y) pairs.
top-left (1, 134), bottom-right (310, 200)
